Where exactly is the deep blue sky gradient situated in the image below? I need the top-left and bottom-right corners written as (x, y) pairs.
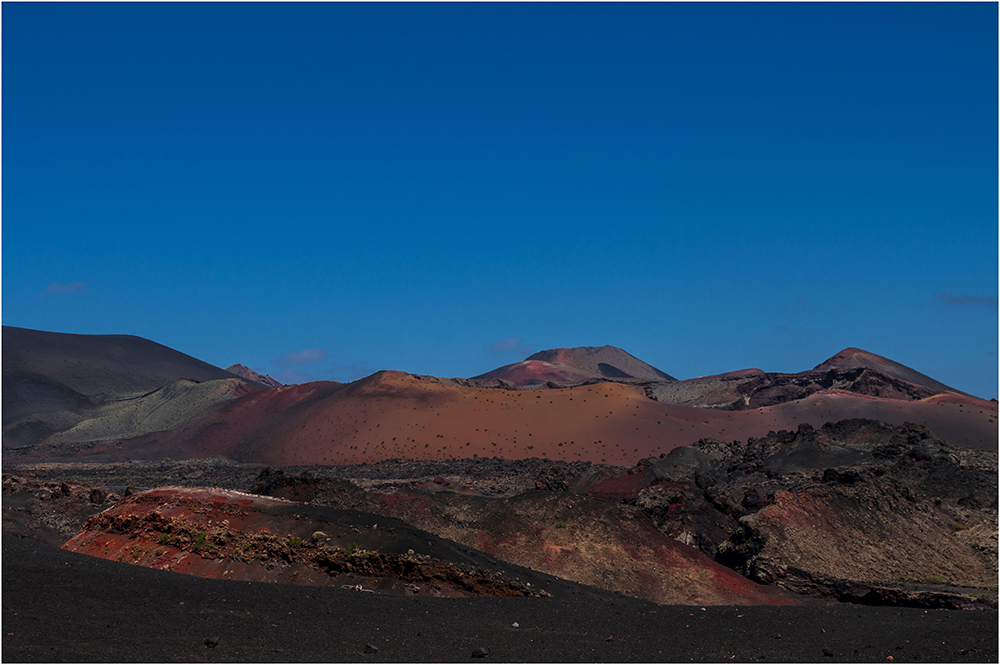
top-left (3, 3), bottom-right (997, 397)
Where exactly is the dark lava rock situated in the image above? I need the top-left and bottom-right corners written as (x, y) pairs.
top-left (533, 465), bottom-right (569, 492)
top-left (471, 647), bottom-right (490, 658)
top-left (364, 643), bottom-right (378, 654)
top-left (205, 636), bottom-right (219, 648)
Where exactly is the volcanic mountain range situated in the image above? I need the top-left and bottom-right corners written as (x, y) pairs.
top-left (3, 326), bottom-right (994, 465)
top-left (3, 324), bottom-right (998, 633)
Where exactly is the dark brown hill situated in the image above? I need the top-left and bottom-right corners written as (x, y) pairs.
top-left (3, 326), bottom-right (265, 420)
top-left (2, 326), bottom-right (266, 452)
top-left (648, 366), bottom-right (942, 410)
top-left (815, 347), bottom-right (966, 396)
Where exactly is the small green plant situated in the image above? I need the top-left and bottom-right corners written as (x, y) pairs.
top-left (348, 542), bottom-right (359, 555)
top-left (192, 532), bottom-right (207, 551)
top-left (555, 521), bottom-right (567, 529)
top-left (288, 537), bottom-right (302, 548)
top-left (157, 532), bottom-right (168, 545)
top-left (926, 575), bottom-right (946, 584)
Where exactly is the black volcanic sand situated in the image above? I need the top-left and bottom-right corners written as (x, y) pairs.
top-left (4, 537), bottom-right (996, 663)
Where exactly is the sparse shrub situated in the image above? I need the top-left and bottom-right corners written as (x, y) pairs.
top-left (192, 532), bottom-right (207, 551)
top-left (926, 575), bottom-right (946, 584)
top-left (157, 532), bottom-right (168, 545)
top-left (555, 521), bottom-right (567, 529)
top-left (289, 537), bottom-right (302, 548)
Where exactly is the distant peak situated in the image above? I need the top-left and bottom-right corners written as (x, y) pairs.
top-left (474, 345), bottom-right (675, 384)
top-left (814, 348), bottom-right (964, 397)
top-left (225, 364), bottom-right (283, 388)
top-left (820, 347), bottom-right (883, 364)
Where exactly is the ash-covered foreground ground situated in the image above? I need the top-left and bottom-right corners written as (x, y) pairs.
top-left (3, 421), bottom-right (999, 662)
top-left (3, 534), bottom-right (998, 663)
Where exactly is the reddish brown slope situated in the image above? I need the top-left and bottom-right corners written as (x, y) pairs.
top-left (473, 345), bottom-right (676, 385)
top-left (53, 371), bottom-right (996, 466)
top-left (59, 487), bottom-right (545, 598)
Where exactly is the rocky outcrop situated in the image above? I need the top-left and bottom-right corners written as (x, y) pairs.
top-left (629, 420), bottom-right (998, 607)
top-left (2, 474), bottom-right (121, 545)
top-left (250, 469), bottom-right (801, 606)
top-left (646, 367), bottom-right (940, 410)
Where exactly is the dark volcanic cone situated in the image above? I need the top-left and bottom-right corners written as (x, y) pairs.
top-left (815, 347), bottom-right (966, 397)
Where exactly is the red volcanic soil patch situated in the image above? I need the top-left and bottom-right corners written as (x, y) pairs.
top-left (270, 481), bottom-right (803, 606)
top-left (60, 487), bottom-right (541, 598)
top-left (61, 372), bottom-right (997, 467)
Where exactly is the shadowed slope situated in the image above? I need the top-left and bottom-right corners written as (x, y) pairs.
top-left (2, 326), bottom-right (268, 453)
top-left (2, 326), bottom-right (267, 425)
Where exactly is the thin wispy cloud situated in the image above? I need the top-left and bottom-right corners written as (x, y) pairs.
top-left (935, 292), bottom-right (998, 308)
top-left (275, 348), bottom-right (328, 366)
top-left (271, 368), bottom-right (318, 385)
top-left (45, 281), bottom-right (86, 294)
top-left (488, 337), bottom-right (535, 356)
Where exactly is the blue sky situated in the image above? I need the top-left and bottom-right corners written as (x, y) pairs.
top-left (3, 3), bottom-right (997, 398)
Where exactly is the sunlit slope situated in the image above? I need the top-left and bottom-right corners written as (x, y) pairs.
top-left (86, 372), bottom-right (997, 465)
top-left (40, 378), bottom-right (259, 448)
